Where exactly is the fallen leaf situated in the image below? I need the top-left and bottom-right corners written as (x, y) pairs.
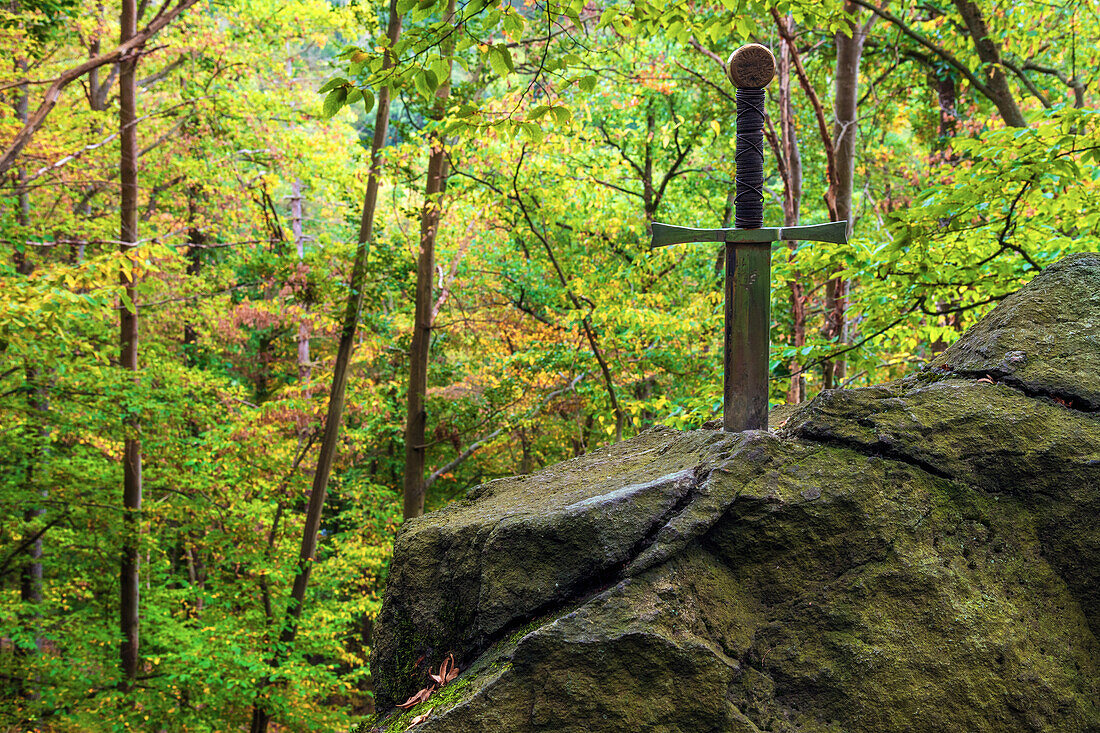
top-left (429, 653), bottom-right (459, 685)
top-left (396, 685), bottom-right (435, 710)
top-left (406, 707), bottom-right (434, 729)
top-left (977, 375), bottom-right (995, 384)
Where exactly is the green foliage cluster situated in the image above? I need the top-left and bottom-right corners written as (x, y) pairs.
top-left (0, 0), bottom-right (1098, 728)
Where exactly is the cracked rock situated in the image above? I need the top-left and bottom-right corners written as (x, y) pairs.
top-left (368, 255), bottom-right (1100, 732)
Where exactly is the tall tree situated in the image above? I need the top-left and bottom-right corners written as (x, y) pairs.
top-left (775, 15), bottom-right (806, 404)
top-left (248, 0), bottom-right (405, 729)
top-left (118, 0), bottom-right (142, 688)
top-left (823, 2), bottom-right (872, 388)
top-left (402, 0), bottom-right (457, 521)
top-left (290, 179), bottom-right (311, 390)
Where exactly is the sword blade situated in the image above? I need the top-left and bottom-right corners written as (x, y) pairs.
top-left (650, 220), bottom-right (848, 248)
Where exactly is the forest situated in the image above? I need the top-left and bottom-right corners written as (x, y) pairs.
top-left (1, 0), bottom-right (1097, 728)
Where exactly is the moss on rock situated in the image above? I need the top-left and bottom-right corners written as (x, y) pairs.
top-left (367, 255), bottom-right (1100, 731)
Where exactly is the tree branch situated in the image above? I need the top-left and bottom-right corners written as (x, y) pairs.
top-left (844, 0), bottom-right (996, 102)
top-left (0, 0), bottom-right (199, 177)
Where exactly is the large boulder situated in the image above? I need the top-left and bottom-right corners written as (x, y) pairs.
top-left (367, 253), bottom-right (1100, 732)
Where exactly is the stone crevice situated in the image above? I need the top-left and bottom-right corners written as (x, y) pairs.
top-left (625, 464), bottom-right (708, 562)
top-left (789, 431), bottom-right (958, 484)
top-left (460, 470), bottom-right (713, 676)
top-left (947, 369), bottom-right (1100, 414)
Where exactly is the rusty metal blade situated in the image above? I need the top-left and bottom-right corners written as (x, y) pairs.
top-left (651, 220), bottom-right (848, 248)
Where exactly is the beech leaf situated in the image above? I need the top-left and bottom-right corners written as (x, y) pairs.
top-left (407, 708), bottom-right (434, 728)
top-left (396, 685), bottom-right (435, 710)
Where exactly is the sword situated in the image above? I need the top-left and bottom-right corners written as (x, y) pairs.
top-left (649, 43), bottom-right (850, 432)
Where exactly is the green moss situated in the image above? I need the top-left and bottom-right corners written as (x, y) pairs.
top-left (365, 255), bottom-right (1100, 730)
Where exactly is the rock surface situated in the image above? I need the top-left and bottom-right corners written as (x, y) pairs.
top-left (367, 253), bottom-right (1100, 733)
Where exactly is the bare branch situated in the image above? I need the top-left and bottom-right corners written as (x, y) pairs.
top-left (0, 0), bottom-right (200, 177)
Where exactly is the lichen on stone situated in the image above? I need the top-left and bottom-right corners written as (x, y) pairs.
top-left (367, 255), bottom-right (1100, 732)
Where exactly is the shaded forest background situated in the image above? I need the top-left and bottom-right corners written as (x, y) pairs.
top-left (1, 0), bottom-right (1098, 728)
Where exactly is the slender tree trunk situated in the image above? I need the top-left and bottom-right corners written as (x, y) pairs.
top-left (183, 188), bottom-right (203, 364)
top-left (118, 0), bottom-right (142, 689)
top-left (936, 73), bottom-right (958, 142)
top-left (14, 62), bottom-right (45, 692)
top-left (777, 20), bottom-right (806, 404)
top-left (291, 179), bottom-right (311, 388)
top-left (519, 428), bottom-right (533, 474)
top-left (642, 106), bottom-right (656, 221)
top-left (247, 1), bottom-right (403, 729)
top-left (13, 57), bottom-right (30, 231)
top-left (403, 0), bottom-right (456, 521)
top-left (20, 368), bottom-right (46, 637)
top-left (823, 1), bottom-right (869, 389)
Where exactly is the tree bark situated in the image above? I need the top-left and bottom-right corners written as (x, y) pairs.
top-left (183, 188), bottom-right (204, 364)
top-left (291, 179), bottom-right (311, 389)
top-left (402, 0), bottom-right (457, 521)
top-left (936, 71), bottom-right (959, 141)
top-left (642, 106), bottom-right (656, 221)
top-left (951, 0), bottom-right (1027, 128)
top-left (118, 0), bottom-right (142, 689)
top-left (0, 0), bottom-right (198, 177)
top-left (14, 65), bottom-right (46, 692)
top-left (247, 0), bottom-right (403, 729)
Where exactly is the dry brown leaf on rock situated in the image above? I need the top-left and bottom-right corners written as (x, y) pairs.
top-left (396, 685), bottom-right (435, 710)
top-left (396, 654), bottom-right (460, 712)
top-left (428, 653), bottom-right (459, 686)
top-left (406, 707), bottom-right (434, 729)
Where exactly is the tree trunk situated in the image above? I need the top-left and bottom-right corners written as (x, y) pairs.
top-left (823, 1), bottom-right (870, 389)
top-left (184, 190), bottom-right (203, 365)
top-left (642, 106), bottom-right (656, 221)
top-left (247, 0), bottom-right (403, 729)
top-left (291, 179), bottom-right (311, 388)
top-left (936, 72), bottom-right (959, 141)
top-left (402, 0), bottom-right (456, 521)
top-left (777, 17), bottom-right (806, 404)
top-left (20, 367), bottom-right (46, 631)
top-left (14, 63), bottom-right (46, 689)
top-left (951, 0), bottom-right (1027, 128)
top-left (118, 0), bottom-right (143, 689)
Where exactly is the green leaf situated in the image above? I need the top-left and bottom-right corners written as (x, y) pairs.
top-left (362, 89), bottom-right (376, 113)
top-left (414, 70), bottom-right (438, 100)
top-left (430, 58), bottom-right (451, 86)
top-left (502, 11), bottom-right (524, 35)
top-left (322, 87), bottom-right (348, 119)
top-left (551, 106), bottom-right (571, 125)
top-left (519, 121), bottom-right (543, 142)
top-left (488, 44), bottom-right (514, 78)
top-left (526, 104), bottom-right (552, 121)
top-left (578, 75), bottom-right (597, 93)
top-left (318, 77), bottom-right (348, 94)
top-left (346, 88), bottom-right (363, 105)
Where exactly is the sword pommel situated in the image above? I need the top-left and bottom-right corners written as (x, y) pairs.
top-left (726, 44), bottom-right (776, 90)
